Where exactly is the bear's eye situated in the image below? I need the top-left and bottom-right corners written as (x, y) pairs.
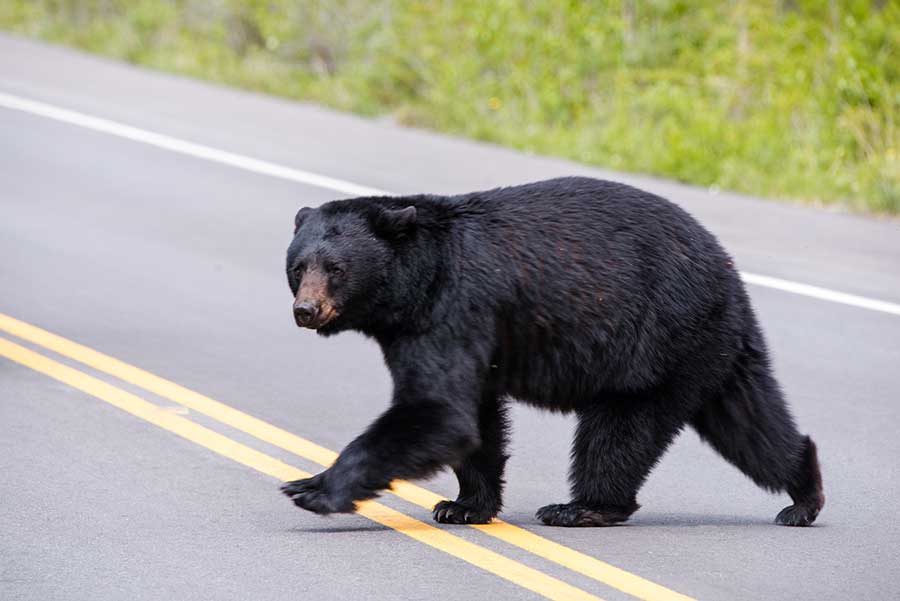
top-left (327, 265), bottom-right (345, 278)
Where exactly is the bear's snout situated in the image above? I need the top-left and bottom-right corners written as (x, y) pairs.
top-left (293, 301), bottom-right (319, 328)
top-left (292, 266), bottom-right (338, 329)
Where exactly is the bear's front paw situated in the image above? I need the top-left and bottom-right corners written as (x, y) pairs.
top-left (280, 473), bottom-right (355, 515)
top-left (536, 502), bottom-right (637, 527)
top-left (432, 500), bottom-right (496, 524)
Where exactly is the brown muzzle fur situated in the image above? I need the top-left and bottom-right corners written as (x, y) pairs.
top-left (293, 267), bottom-right (337, 328)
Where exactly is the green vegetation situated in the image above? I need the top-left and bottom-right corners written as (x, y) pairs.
top-left (2, 1), bottom-right (898, 213)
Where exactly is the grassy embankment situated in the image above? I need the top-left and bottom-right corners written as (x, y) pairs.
top-left (2, 1), bottom-right (898, 213)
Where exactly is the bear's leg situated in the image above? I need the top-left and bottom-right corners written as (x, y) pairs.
top-left (282, 399), bottom-right (480, 514)
top-left (537, 401), bottom-right (682, 527)
top-left (691, 357), bottom-right (824, 526)
top-left (433, 396), bottom-right (509, 524)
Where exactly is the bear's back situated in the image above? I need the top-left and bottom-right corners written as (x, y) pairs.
top-left (441, 177), bottom-right (747, 404)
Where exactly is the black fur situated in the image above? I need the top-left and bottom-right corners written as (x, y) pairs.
top-left (280, 177), bottom-right (824, 527)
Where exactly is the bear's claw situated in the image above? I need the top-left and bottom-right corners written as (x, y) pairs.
top-left (432, 500), bottom-right (495, 524)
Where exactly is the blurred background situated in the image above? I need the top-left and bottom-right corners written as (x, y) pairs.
top-left (1, 1), bottom-right (897, 213)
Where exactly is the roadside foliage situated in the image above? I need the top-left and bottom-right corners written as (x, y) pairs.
top-left (2, 0), bottom-right (897, 213)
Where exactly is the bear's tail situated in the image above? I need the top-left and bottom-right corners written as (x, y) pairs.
top-left (690, 320), bottom-right (824, 526)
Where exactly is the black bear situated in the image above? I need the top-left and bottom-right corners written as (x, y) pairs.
top-left (281, 177), bottom-right (824, 527)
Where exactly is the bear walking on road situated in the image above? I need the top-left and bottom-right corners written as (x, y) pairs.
top-left (280, 177), bottom-right (825, 527)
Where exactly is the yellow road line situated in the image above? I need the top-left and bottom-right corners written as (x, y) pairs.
top-left (0, 336), bottom-right (602, 601)
top-left (0, 313), bottom-right (695, 601)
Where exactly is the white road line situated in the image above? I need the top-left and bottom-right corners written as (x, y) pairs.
top-left (739, 272), bottom-right (900, 317)
top-left (3, 90), bottom-right (899, 318)
top-left (0, 91), bottom-right (388, 198)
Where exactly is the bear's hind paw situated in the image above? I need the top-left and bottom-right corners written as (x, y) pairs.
top-left (536, 502), bottom-right (637, 527)
top-left (775, 503), bottom-right (820, 527)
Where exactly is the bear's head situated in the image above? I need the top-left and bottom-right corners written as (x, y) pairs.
top-left (286, 199), bottom-right (418, 336)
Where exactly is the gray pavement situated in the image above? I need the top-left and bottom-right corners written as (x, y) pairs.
top-left (1, 33), bottom-right (899, 601)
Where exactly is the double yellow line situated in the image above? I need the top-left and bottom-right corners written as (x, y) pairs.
top-left (0, 312), bottom-right (695, 601)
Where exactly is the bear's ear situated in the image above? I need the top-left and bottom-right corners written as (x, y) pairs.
top-left (374, 206), bottom-right (417, 238)
top-left (293, 207), bottom-right (312, 234)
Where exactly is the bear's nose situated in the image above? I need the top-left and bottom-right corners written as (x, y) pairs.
top-left (293, 302), bottom-right (319, 327)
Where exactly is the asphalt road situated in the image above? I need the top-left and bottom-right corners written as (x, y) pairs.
top-left (2, 33), bottom-right (899, 601)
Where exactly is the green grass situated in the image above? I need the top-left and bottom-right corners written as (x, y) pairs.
top-left (2, 0), bottom-right (898, 213)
